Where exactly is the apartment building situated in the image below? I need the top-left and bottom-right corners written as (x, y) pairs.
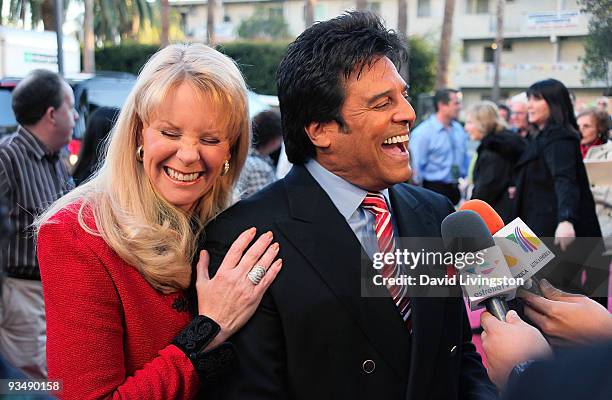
top-left (171, 0), bottom-right (607, 108)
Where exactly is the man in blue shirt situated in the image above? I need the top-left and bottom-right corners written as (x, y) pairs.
top-left (409, 88), bottom-right (469, 204)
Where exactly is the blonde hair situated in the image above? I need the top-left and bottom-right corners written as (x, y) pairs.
top-left (466, 101), bottom-right (507, 137)
top-left (36, 43), bottom-right (250, 293)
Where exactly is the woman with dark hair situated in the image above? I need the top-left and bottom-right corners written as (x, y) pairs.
top-left (514, 79), bottom-right (605, 301)
top-left (72, 107), bottom-right (119, 185)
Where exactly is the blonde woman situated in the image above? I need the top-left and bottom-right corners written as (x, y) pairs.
top-left (465, 101), bottom-right (525, 222)
top-left (35, 44), bottom-right (282, 399)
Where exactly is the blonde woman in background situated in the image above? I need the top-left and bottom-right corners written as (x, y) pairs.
top-left (465, 101), bottom-right (525, 222)
top-left (35, 44), bottom-right (282, 399)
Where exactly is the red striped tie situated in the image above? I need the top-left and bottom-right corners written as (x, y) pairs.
top-left (362, 192), bottom-right (412, 330)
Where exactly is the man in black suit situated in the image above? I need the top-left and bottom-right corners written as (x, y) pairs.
top-left (202, 11), bottom-right (497, 400)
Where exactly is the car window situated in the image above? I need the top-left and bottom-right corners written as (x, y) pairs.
top-left (0, 90), bottom-right (17, 135)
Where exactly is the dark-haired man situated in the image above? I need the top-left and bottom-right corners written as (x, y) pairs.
top-left (409, 89), bottom-right (469, 205)
top-left (236, 110), bottom-right (283, 199)
top-left (203, 12), bottom-right (496, 400)
top-left (0, 69), bottom-right (77, 378)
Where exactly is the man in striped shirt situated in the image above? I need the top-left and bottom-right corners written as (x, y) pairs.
top-left (0, 69), bottom-right (77, 378)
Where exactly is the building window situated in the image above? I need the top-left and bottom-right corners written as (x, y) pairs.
top-left (467, 0), bottom-right (489, 14)
top-left (417, 0), bottom-right (431, 17)
top-left (502, 41), bottom-right (512, 51)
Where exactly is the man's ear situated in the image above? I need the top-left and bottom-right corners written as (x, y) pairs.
top-left (45, 106), bottom-right (55, 124)
top-left (305, 120), bottom-right (337, 150)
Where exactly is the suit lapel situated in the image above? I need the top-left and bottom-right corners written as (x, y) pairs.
top-left (389, 187), bottom-right (447, 398)
top-left (275, 166), bottom-right (412, 379)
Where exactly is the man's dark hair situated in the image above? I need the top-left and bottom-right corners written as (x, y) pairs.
top-left (72, 106), bottom-right (120, 186)
top-left (276, 11), bottom-right (406, 164)
top-left (433, 88), bottom-right (459, 112)
top-left (12, 69), bottom-right (65, 126)
top-left (252, 110), bottom-right (283, 150)
top-left (527, 78), bottom-right (578, 133)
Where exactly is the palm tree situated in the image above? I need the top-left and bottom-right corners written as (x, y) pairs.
top-left (305, 0), bottom-right (315, 28)
top-left (397, 0), bottom-right (409, 82)
top-left (491, 0), bottom-right (504, 102)
top-left (161, 0), bottom-right (169, 47)
top-left (435, 0), bottom-right (455, 89)
top-left (83, 0), bottom-right (95, 72)
top-left (3, 0), bottom-right (155, 43)
top-left (207, 0), bottom-right (215, 46)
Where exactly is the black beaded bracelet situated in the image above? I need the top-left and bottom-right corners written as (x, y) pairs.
top-left (172, 315), bottom-right (237, 381)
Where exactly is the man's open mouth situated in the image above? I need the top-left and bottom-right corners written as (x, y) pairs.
top-left (381, 134), bottom-right (409, 155)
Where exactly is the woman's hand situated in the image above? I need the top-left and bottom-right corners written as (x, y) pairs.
top-left (520, 279), bottom-right (612, 346)
top-left (554, 221), bottom-right (575, 251)
top-left (195, 227), bottom-right (282, 347)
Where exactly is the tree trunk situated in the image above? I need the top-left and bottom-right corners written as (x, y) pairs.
top-left (207, 0), bottom-right (216, 46)
top-left (41, 0), bottom-right (57, 31)
top-left (83, 0), bottom-right (95, 73)
top-left (356, 0), bottom-right (368, 11)
top-left (435, 0), bottom-right (455, 89)
top-left (491, 0), bottom-right (504, 102)
top-left (305, 0), bottom-right (315, 28)
top-left (397, 0), bottom-right (409, 83)
top-left (161, 0), bottom-right (170, 47)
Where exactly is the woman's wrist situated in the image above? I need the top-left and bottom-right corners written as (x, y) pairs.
top-left (172, 315), bottom-right (237, 381)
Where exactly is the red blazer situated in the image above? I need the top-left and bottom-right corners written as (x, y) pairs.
top-left (37, 204), bottom-right (200, 399)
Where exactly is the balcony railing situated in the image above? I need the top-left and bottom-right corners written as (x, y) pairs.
top-left (455, 10), bottom-right (589, 39)
top-left (454, 62), bottom-right (605, 88)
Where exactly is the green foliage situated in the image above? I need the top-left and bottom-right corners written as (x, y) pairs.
top-left (406, 36), bottom-right (436, 102)
top-left (95, 43), bottom-right (160, 74)
top-left (579, 0), bottom-right (612, 89)
top-left (93, 36), bottom-right (436, 99)
top-left (217, 41), bottom-right (289, 95)
top-left (236, 6), bottom-right (290, 40)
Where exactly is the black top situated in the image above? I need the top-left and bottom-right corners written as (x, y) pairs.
top-left (513, 123), bottom-right (601, 238)
top-left (472, 129), bottom-right (526, 223)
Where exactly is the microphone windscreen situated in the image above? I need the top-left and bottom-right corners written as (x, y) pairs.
top-left (441, 210), bottom-right (495, 253)
top-left (459, 199), bottom-right (504, 235)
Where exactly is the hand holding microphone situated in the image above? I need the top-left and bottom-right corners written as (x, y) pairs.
top-left (480, 309), bottom-right (552, 389)
top-left (520, 279), bottom-right (612, 346)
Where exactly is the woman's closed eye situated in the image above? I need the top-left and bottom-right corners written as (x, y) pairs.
top-left (160, 130), bottom-right (181, 139)
top-left (200, 136), bottom-right (221, 145)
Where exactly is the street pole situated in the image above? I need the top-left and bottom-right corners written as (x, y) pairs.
top-left (55, 0), bottom-right (64, 76)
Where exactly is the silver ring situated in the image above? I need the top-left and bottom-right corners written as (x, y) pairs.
top-left (247, 265), bottom-right (266, 285)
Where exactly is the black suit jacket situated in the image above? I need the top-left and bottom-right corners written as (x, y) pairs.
top-left (200, 165), bottom-right (497, 400)
top-left (503, 341), bottom-right (612, 400)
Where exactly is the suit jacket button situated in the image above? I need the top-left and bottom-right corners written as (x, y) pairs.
top-left (362, 359), bottom-right (375, 374)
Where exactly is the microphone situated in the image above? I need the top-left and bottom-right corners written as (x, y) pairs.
top-left (441, 210), bottom-right (518, 321)
top-left (459, 200), bottom-right (555, 295)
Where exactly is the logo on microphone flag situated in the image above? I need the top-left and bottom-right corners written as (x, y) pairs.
top-left (506, 227), bottom-right (541, 253)
top-left (494, 218), bottom-right (555, 282)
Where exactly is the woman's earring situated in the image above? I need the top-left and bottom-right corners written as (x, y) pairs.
top-left (136, 145), bottom-right (144, 162)
top-left (220, 160), bottom-right (230, 176)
